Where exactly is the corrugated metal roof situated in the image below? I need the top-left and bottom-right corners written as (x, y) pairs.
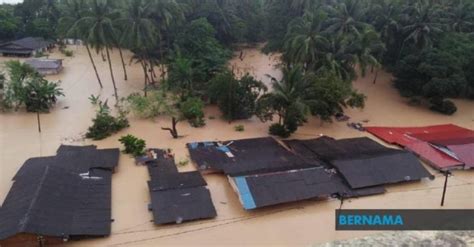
top-left (0, 145), bottom-right (119, 241)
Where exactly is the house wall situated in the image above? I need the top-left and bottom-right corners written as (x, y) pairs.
top-left (0, 234), bottom-right (63, 247)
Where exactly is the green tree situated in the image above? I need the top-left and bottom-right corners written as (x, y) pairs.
top-left (116, 0), bottom-right (157, 93)
top-left (0, 7), bottom-right (19, 41)
top-left (257, 66), bottom-right (312, 136)
top-left (283, 9), bottom-right (328, 70)
top-left (399, 0), bottom-right (444, 56)
top-left (324, 0), bottom-right (368, 36)
top-left (77, 0), bottom-right (120, 102)
top-left (173, 17), bottom-right (231, 83)
top-left (306, 72), bottom-right (365, 122)
top-left (167, 52), bottom-right (195, 99)
top-left (59, 0), bottom-right (104, 89)
top-left (209, 70), bottom-right (267, 121)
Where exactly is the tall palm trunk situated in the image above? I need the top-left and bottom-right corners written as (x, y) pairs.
top-left (118, 47), bottom-right (128, 80)
top-left (85, 44), bottom-right (103, 89)
top-left (141, 60), bottom-right (149, 97)
top-left (105, 47), bottom-right (119, 103)
top-left (373, 69), bottom-right (379, 84)
top-left (159, 37), bottom-right (166, 81)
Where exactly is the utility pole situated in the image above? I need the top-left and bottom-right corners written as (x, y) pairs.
top-left (440, 170), bottom-right (451, 207)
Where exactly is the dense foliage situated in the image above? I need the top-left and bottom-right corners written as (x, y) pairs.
top-left (1, 0), bottom-right (473, 139)
top-left (86, 100), bottom-right (129, 140)
top-left (209, 70), bottom-right (267, 121)
top-left (179, 97), bottom-right (205, 127)
top-left (264, 0), bottom-right (474, 114)
top-left (119, 134), bottom-right (146, 156)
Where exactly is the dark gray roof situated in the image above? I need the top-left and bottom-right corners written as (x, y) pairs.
top-left (148, 171), bottom-right (207, 191)
top-left (150, 187), bottom-right (217, 224)
top-left (239, 167), bottom-right (384, 209)
top-left (146, 149), bottom-right (216, 224)
top-left (332, 152), bottom-right (434, 189)
top-left (0, 37), bottom-right (52, 51)
top-left (24, 59), bottom-right (62, 70)
top-left (285, 137), bottom-right (433, 189)
top-left (0, 145), bottom-right (119, 241)
top-left (188, 137), bottom-right (321, 176)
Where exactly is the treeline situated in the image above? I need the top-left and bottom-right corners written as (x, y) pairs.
top-left (1, 0), bottom-right (473, 138)
top-left (266, 0), bottom-right (474, 114)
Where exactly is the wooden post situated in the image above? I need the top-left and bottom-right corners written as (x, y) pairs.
top-left (36, 111), bottom-right (41, 133)
top-left (440, 171), bottom-right (451, 207)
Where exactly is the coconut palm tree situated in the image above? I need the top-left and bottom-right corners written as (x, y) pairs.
top-left (152, 0), bottom-right (185, 80)
top-left (445, 0), bottom-right (474, 33)
top-left (167, 53), bottom-right (195, 100)
top-left (353, 28), bottom-right (385, 81)
top-left (59, 0), bottom-right (104, 89)
top-left (283, 8), bottom-right (328, 70)
top-left (258, 66), bottom-right (313, 134)
top-left (77, 0), bottom-right (120, 102)
top-left (324, 0), bottom-right (368, 36)
top-left (116, 0), bottom-right (158, 93)
top-left (320, 35), bottom-right (358, 81)
top-left (399, 0), bottom-right (444, 55)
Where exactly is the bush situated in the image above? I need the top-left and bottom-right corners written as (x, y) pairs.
top-left (119, 135), bottom-right (146, 157)
top-left (178, 159), bottom-right (189, 167)
top-left (86, 101), bottom-right (129, 140)
top-left (429, 98), bottom-right (457, 115)
top-left (234, 125), bottom-right (245, 132)
top-left (180, 97), bottom-right (205, 127)
top-left (269, 123), bottom-right (290, 138)
top-left (63, 50), bottom-right (73, 57)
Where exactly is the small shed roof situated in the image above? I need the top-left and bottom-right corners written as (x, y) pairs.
top-left (25, 59), bottom-right (62, 70)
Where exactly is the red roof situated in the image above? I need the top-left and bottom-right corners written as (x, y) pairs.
top-left (448, 144), bottom-right (474, 168)
top-left (366, 124), bottom-right (474, 170)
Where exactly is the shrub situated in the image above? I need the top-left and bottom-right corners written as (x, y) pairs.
top-left (269, 123), bottom-right (290, 138)
top-left (234, 125), bottom-right (245, 132)
top-left (86, 100), bottom-right (129, 140)
top-left (63, 50), bottom-right (73, 57)
top-left (178, 159), bottom-right (189, 167)
top-left (180, 97), bottom-right (205, 127)
top-left (429, 98), bottom-right (457, 115)
top-left (119, 135), bottom-right (146, 157)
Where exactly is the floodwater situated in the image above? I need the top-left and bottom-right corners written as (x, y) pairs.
top-left (0, 45), bottom-right (473, 247)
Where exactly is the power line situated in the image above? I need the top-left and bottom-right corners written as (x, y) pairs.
top-left (108, 182), bottom-right (473, 246)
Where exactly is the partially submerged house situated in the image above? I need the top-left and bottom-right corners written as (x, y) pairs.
top-left (24, 59), bottom-right (63, 75)
top-left (187, 136), bottom-right (433, 210)
top-left (367, 124), bottom-right (474, 170)
top-left (0, 37), bottom-right (53, 57)
top-left (0, 145), bottom-right (119, 247)
top-left (138, 149), bottom-right (217, 225)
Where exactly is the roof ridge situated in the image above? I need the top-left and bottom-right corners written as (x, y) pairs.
top-left (18, 165), bottom-right (50, 232)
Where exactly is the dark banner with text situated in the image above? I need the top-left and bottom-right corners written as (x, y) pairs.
top-left (336, 209), bottom-right (474, 230)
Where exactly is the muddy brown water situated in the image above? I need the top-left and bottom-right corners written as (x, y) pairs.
top-left (0, 44), bottom-right (473, 246)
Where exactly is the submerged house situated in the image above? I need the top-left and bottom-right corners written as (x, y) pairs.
top-left (0, 145), bottom-right (119, 247)
top-left (0, 37), bottom-right (53, 57)
top-left (24, 59), bottom-right (63, 75)
top-left (187, 136), bottom-right (433, 210)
